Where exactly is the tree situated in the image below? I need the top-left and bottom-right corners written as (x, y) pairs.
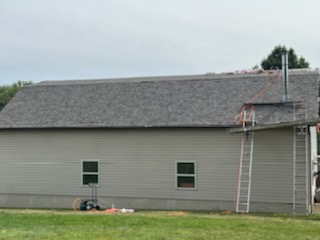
top-left (261, 45), bottom-right (310, 70)
top-left (0, 81), bottom-right (32, 111)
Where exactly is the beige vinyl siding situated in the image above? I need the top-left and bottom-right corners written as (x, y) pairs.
top-left (251, 128), bottom-right (294, 203)
top-left (0, 129), bottom-right (239, 201)
top-left (0, 127), bottom-right (297, 207)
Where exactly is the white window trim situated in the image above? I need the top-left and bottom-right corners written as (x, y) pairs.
top-left (81, 160), bottom-right (100, 187)
top-left (175, 161), bottom-right (196, 190)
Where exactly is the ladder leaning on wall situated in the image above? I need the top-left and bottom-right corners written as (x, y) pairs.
top-left (293, 126), bottom-right (309, 216)
top-left (236, 111), bottom-right (255, 213)
top-left (293, 101), bottom-right (309, 216)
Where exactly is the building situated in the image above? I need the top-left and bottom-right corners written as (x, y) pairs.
top-left (0, 69), bottom-right (319, 214)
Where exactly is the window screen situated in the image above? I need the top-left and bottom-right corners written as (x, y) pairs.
top-left (82, 160), bottom-right (99, 186)
top-left (177, 162), bottom-right (195, 189)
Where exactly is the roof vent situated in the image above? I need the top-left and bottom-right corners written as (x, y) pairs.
top-left (282, 51), bottom-right (289, 102)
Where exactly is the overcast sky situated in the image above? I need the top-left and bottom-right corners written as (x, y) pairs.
top-left (0, 0), bottom-right (319, 84)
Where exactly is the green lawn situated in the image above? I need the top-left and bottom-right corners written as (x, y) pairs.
top-left (1, 209), bottom-right (320, 240)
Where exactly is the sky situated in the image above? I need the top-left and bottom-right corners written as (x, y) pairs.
top-left (0, 0), bottom-right (319, 85)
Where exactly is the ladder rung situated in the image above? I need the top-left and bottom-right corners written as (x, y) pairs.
top-left (241, 180), bottom-right (249, 183)
top-left (295, 191), bottom-right (306, 195)
top-left (295, 191), bottom-right (307, 194)
top-left (241, 165), bottom-right (250, 168)
top-left (294, 204), bottom-right (307, 208)
top-left (295, 198), bottom-right (306, 201)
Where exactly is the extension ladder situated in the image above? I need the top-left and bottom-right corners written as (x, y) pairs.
top-left (293, 125), bottom-right (309, 216)
top-left (293, 101), bottom-right (309, 215)
top-left (236, 112), bottom-right (255, 213)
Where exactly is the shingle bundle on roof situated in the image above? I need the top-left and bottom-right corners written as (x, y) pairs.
top-left (0, 69), bottom-right (318, 129)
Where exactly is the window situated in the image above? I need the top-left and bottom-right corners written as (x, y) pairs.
top-left (176, 162), bottom-right (196, 189)
top-left (82, 160), bottom-right (99, 186)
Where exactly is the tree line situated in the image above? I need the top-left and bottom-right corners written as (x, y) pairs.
top-left (261, 45), bottom-right (309, 70)
top-left (0, 81), bottom-right (32, 111)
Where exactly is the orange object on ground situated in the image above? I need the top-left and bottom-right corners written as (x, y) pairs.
top-left (104, 208), bottom-right (119, 213)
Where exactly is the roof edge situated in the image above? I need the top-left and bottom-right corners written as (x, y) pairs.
top-left (31, 68), bottom-right (319, 87)
top-left (228, 117), bottom-right (320, 133)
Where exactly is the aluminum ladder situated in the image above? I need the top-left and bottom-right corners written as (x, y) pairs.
top-left (293, 125), bottom-right (309, 216)
top-left (293, 101), bottom-right (309, 215)
top-left (236, 111), bottom-right (255, 213)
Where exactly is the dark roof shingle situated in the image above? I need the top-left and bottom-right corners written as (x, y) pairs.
top-left (0, 70), bottom-right (318, 129)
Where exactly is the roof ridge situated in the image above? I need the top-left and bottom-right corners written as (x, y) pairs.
top-left (30, 68), bottom-right (319, 87)
top-left (33, 71), bottom-right (278, 86)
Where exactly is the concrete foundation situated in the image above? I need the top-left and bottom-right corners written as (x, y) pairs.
top-left (0, 193), bottom-right (294, 214)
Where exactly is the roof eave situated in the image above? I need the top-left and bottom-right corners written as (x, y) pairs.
top-left (228, 118), bottom-right (320, 133)
top-left (0, 123), bottom-right (238, 130)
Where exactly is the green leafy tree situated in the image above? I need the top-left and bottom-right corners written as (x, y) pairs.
top-left (0, 81), bottom-right (32, 111)
top-left (261, 45), bottom-right (310, 70)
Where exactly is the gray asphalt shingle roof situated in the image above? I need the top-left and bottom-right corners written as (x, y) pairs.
top-left (0, 69), bottom-right (318, 129)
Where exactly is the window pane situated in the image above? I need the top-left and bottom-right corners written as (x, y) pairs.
top-left (178, 176), bottom-right (195, 188)
top-left (177, 163), bottom-right (194, 174)
top-left (83, 174), bottom-right (98, 185)
top-left (83, 162), bottom-right (98, 172)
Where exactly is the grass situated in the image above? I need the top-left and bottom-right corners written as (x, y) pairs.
top-left (1, 210), bottom-right (320, 240)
